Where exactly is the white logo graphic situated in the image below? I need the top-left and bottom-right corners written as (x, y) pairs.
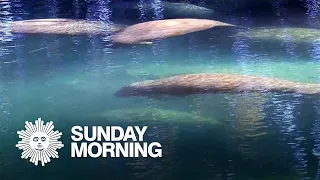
top-left (16, 118), bottom-right (64, 166)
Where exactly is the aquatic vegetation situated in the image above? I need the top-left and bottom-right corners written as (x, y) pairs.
top-left (115, 73), bottom-right (320, 97)
top-left (98, 108), bottom-right (217, 124)
top-left (9, 18), bottom-right (125, 35)
top-left (111, 18), bottom-right (235, 44)
top-left (234, 27), bottom-right (320, 43)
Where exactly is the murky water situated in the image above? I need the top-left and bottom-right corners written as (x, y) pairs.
top-left (1, 0), bottom-right (320, 179)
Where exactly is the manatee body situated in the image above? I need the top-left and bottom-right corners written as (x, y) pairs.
top-left (234, 27), bottom-right (320, 43)
top-left (111, 18), bottom-right (235, 44)
top-left (160, 2), bottom-right (214, 18)
top-left (115, 73), bottom-right (320, 97)
top-left (98, 108), bottom-right (216, 124)
top-left (110, 1), bottom-right (214, 19)
top-left (10, 18), bottom-right (125, 35)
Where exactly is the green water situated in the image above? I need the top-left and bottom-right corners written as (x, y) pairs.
top-left (1, 0), bottom-right (320, 178)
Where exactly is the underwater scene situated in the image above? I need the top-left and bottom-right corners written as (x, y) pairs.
top-left (1, 0), bottom-right (320, 179)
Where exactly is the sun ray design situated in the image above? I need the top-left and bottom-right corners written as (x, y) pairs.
top-left (16, 118), bottom-right (64, 166)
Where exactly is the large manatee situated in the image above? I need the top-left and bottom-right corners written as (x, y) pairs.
top-left (111, 18), bottom-right (235, 44)
top-left (9, 18), bottom-right (125, 35)
top-left (111, 1), bottom-right (214, 19)
top-left (115, 73), bottom-right (320, 97)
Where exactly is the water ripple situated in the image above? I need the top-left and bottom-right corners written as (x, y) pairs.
top-left (151, 0), bottom-right (163, 20)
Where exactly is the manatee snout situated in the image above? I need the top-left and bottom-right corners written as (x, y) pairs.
top-left (114, 86), bottom-right (148, 97)
top-left (114, 86), bottom-right (132, 97)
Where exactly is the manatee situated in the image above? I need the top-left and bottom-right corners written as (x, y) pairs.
top-left (111, 18), bottom-right (235, 44)
top-left (160, 2), bottom-right (214, 18)
top-left (110, 1), bottom-right (214, 19)
top-left (98, 108), bottom-right (217, 124)
top-left (233, 27), bottom-right (320, 43)
top-left (9, 18), bottom-right (125, 35)
top-left (115, 73), bottom-right (320, 97)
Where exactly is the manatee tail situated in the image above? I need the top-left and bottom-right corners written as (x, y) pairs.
top-left (228, 26), bottom-right (251, 38)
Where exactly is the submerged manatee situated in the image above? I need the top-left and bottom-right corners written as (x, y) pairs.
top-left (98, 108), bottom-right (217, 124)
top-left (234, 27), bottom-right (320, 43)
top-left (115, 73), bottom-right (320, 97)
top-left (110, 1), bottom-right (214, 19)
top-left (111, 18), bottom-right (235, 44)
top-left (10, 18), bottom-right (125, 35)
top-left (160, 2), bottom-right (214, 18)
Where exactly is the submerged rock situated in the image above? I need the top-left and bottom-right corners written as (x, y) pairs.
top-left (9, 18), bottom-right (125, 35)
top-left (111, 1), bottom-right (214, 19)
top-left (234, 27), bottom-right (320, 43)
top-left (99, 108), bottom-right (216, 124)
top-left (115, 73), bottom-right (320, 97)
top-left (111, 18), bottom-right (235, 44)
